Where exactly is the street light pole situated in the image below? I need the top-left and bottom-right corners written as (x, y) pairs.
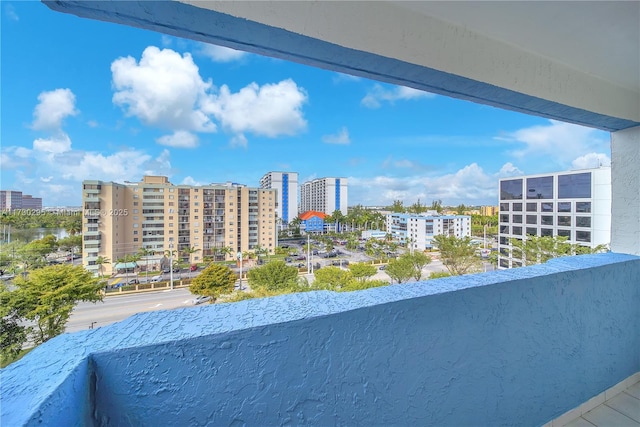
top-left (237, 251), bottom-right (243, 290)
top-left (169, 243), bottom-right (174, 291)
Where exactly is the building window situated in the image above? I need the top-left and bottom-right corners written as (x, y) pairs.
top-left (558, 172), bottom-right (591, 198)
top-left (526, 203), bottom-right (537, 212)
top-left (576, 231), bottom-right (591, 242)
top-left (133, 238), bottom-right (139, 242)
top-left (500, 179), bottom-right (523, 200)
top-left (541, 228), bottom-right (553, 237)
top-left (133, 230), bottom-right (138, 235)
top-left (526, 227), bottom-right (538, 236)
top-left (558, 202), bottom-right (572, 213)
top-left (526, 176), bottom-right (553, 199)
top-left (512, 215), bottom-right (522, 224)
top-left (557, 229), bottom-right (571, 238)
top-left (512, 203), bottom-right (522, 212)
top-left (558, 216), bottom-right (571, 226)
top-left (576, 217), bottom-right (591, 228)
top-left (526, 215), bottom-right (537, 224)
top-left (541, 216), bottom-right (554, 226)
top-left (133, 224), bottom-right (139, 228)
top-left (500, 203), bottom-right (510, 212)
top-left (576, 202), bottom-right (592, 213)
top-left (133, 209), bottom-right (138, 214)
top-left (541, 202), bottom-right (553, 212)
top-left (500, 214), bottom-right (509, 223)
top-left (512, 226), bottom-right (522, 235)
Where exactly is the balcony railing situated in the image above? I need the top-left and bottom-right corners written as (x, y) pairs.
top-left (2, 253), bottom-right (639, 426)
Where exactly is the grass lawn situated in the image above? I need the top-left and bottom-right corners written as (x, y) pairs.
top-left (1, 347), bottom-right (34, 368)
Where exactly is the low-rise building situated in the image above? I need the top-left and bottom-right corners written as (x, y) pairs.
top-left (386, 213), bottom-right (472, 252)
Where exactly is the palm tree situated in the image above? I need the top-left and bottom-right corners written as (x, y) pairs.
top-left (253, 244), bottom-right (268, 263)
top-left (182, 246), bottom-right (201, 266)
top-left (137, 247), bottom-right (155, 282)
top-left (215, 245), bottom-right (233, 262)
top-left (116, 253), bottom-right (140, 284)
top-left (95, 256), bottom-right (110, 278)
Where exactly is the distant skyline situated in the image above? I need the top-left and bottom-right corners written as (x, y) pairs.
top-left (1, 2), bottom-right (612, 208)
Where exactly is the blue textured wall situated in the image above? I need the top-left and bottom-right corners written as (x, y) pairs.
top-left (2, 253), bottom-right (639, 426)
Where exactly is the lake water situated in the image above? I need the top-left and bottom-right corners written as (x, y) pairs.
top-left (1, 227), bottom-right (69, 244)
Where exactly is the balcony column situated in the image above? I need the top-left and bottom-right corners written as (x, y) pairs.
top-left (611, 126), bottom-right (640, 255)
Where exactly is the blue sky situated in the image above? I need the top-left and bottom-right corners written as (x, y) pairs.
top-left (1, 2), bottom-right (612, 208)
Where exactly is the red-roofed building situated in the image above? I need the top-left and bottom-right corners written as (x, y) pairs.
top-left (299, 210), bottom-right (326, 233)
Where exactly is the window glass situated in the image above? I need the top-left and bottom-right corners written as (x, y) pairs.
top-left (500, 203), bottom-right (510, 212)
top-left (512, 226), bottom-right (522, 235)
top-left (499, 236), bottom-right (508, 245)
top-left (500, 214), bottom-right (509, 223)
top-left (526, 203), bottom-right (537, 212)
top-left (541, 202), bottom-right (553, 212)
top-left (558, 216), bottom-right (571, 226)
top-left (541, 216), bottom-right (554, 226)
top-left (500, 179), bottom-right (523, 200)
top-left (558, 202), bottom-right (571, 212)
top-left (557, 229), bottom-right (571, 238)
top-left (512, 215), bottom-right (522, 224)
top-left (558, 173), bottom-right (591, 198)
top-left (576, 217), bottom-right (591, 228)
top-left (512, 203), bottom-right (522, 212)
top-left (576, 202), bottom-right (591, 213)
top-left (499, 259), bottom-right (509, 268)
top-left (576, 231), bottom-right (591, 242)
top-left (526, 215), bottom-right (537, 224)
top-left (526, 227), bottom-right (538, 236)
top-left (526, 176), bottom-right (553, 199)
top-left (541, 228), bottom-right (553, 237)
top-left (500, 225), bottom-right (509, 234)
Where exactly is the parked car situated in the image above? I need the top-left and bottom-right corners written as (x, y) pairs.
top-left (150, 276), bottom-right (163, 283)
top-left (285, 257), bottom-right (292, 263)
top-left (192, 296), bottom-right (211, 305)
top-left (162, 268), bottom-right (170, 274)
top-left (379, 265), bottom-right (387, 270)
top-left (126, 278), bottom-right (140, 285)
top-left (190, 264), bottom-right (198, 272)
top-left (295, 255), bottom-right (306, 260)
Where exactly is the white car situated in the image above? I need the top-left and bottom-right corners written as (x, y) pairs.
top-left (150, 276), bottom-right (163, 283)
top-left (192, 296), bottom-right (211, 305)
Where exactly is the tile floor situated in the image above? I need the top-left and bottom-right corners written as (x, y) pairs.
top-left (548, 375), bottom-right (640, 427)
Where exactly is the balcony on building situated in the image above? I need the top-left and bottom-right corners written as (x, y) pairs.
top-left (3, 2), bottom-right (639, 427)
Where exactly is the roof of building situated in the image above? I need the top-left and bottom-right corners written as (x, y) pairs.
top-left (299, 210), bottom-right (327, 220)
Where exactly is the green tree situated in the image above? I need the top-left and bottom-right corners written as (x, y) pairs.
top-left (95, 256), bottom-right (110, 278)
top-left (455, 204), bottom-right (467, 215)
top-left (348, 262), bottom-right (377, 283)
top-left (313, 266), bottom-right (355, 290)
top-left (430, 199), bottom-right (443, 213)
top-left (429, 271), bottom-right (452, 279)
top-left (385, 256), bottom-right (415, 283)
top-left (62, 215), bottom-right (82, 236)
top-left (137, 247), bottom-right (155, 281)
top-left (434, 235), bottom-right (481, 275)
top-left (247, 260), bottom-right (299, 291)
top-left (400, 251), bottom-right (432, 281)
top-left (8, 264), bottom-right (104, 346)
top-left (408, 199), bottom-right (428, 214)
top-left (509, 235), bottom-right (607, 266)
top-left (389, 200), bottom-right (405, 213)
top-left (0, 285), bottom-right (27, 362)
top-left (215, 245), bottom-right (233, 261)
top-left (189, 263), bottom-right (237, 302)
top-left (181, 245), bottom-right (201, 265)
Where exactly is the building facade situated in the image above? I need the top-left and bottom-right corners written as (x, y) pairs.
top-left (82, 176), bottom-right (277, 276)
top-left (480, 206), bottom-right (499, 216)
top-left (497, 167), bottom-right (611, 269)
top-left (386, 213), bottom-right (472, 252)
top-left (0, 191), bottom-right (42, 211)
top-left (299, 177), bottom-right (348, 216)
top-left (260, 171), bottom-right (298, 228)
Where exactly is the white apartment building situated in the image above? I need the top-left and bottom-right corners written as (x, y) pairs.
top-left (386, 213), bottom-right (472, 252)
top-left (260, 171), bottom-right (298, 228)
top-left (299, 177), bottom-right (348, 216)
top-left (497, 167), bottom-right (611, 269)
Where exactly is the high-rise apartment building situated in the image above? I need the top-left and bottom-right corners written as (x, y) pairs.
top-left (386, 213), bottom-right (472, 252)
top-left (0, 191), bottom-right (42, 211)
top-left (82, 176), bottom-right (277, 276)
top-left (497, 167), bottom-right (611, 269)
top-left (260, 171), bottom-right (298, 227)
top-left (299, 177), bottom-right (348, 216)
top-left (480, 206), bottom-right (499, 216)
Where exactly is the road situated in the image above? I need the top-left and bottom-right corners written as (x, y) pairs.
top-left (66, 288), bottom-right (196, 333)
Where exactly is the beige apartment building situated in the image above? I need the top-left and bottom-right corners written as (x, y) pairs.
top-left (82, 176), bottom-right (277, 276)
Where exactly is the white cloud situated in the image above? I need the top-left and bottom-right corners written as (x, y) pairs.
top-left (31, 88), bottom-right (78, 132)
top-left (199, 44), bottom-right (247, 62)
top-left (206, 79), bottom-right (307, 138)
top-left (33, 134), bottom-right (72, 154)
top-left (87, 120), bottom-right (99, 128)
top-left (181, 176), bottom-right (205, 186)
top-left (571, 153), bottom-right (611, 169)
top-left (348, 162), bottom-right (523, 206)
top-left (5, 4), bottom-right (18, 21)
top-left (230, 134), bottom-right (248, 148)
top-left (332, 72), bottom-right (362, 84)
top-left (111, 46), bottom-right (308, 148)
top-left (497, 162), bottom-right (524, 177)
top-left (40, 176), bottom-right (53, 183)
top-left (156, 131), bottom-right (199, 148)
top-left (111, 46), bottom-right (217, 133)
top-left (322, 127), bottom-right (350, 144)
top-left (361, 84), bottom-right (435, 108)
top-left (502, 120), bottom-right (609, 167)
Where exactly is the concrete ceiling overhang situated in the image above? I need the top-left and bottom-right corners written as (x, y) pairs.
top-left (44, 1), bottom-right (640, 132)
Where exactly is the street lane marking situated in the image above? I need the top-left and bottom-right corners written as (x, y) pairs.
top-left (149, 303), bottom-right (163, 308)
